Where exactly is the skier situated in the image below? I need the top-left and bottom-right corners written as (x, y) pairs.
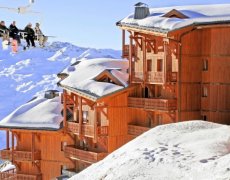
top-left (24, 23), bottom-right (35, 48)
top-left (9, 21), bottom-right (21, 45)
top-left (34, 22), bottom-right (48, 47)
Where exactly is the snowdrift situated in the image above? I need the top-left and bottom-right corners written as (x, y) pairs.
top-left (71, 121), bottom-right (230, 180)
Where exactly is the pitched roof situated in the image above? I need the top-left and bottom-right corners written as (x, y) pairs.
top-left (58, 58), bottom-right (129, 101)
top-left (0, 96), bottom-right (63, 130)
top-left (117, 4), bottom-right (230, 33)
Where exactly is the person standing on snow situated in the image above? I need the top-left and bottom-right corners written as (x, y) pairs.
top-left (24, 23), bottom-right (35, 48)
top-left (9, 21), bottom-right (21, 45)
top-left (0, 21), bottom-right (10, 42)
top-left (34, 22), bottom-right (48, 47)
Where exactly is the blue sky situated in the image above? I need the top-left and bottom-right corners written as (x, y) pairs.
top-left (0, 0), bottom-right (229, 49)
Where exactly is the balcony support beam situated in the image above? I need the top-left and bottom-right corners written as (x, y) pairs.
top-left (11, 131), bottom-right (14, 163)
top-left (63, 90), bottom-right (67, 133)
top-left (31, 133), bottom-right (35, 166)
top-left (122, 30), bottom-right (125, 58)
top-left (93, 106), bottom-right (98, 144)
top-left (6, 130), bottom-right (9, 150)
top-left (129, 35), bottom-right (133, 84)
top-left (78, 96), bottom-right (83, 139)
top-left (142, 36), bottom-right (147, 86)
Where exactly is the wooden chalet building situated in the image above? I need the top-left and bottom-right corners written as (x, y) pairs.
top-left (117, 3), bottom-right (230, 125)
top-left (1, 3), bottom-right (230, 180)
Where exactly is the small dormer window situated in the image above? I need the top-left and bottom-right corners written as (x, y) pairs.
top-left (162, 9), bottom-right (188, 19)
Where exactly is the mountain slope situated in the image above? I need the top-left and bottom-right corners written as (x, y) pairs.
top-left (71, 121), bottom-right (230, 180)
top-left (0, 41), bottom-right (121, 150)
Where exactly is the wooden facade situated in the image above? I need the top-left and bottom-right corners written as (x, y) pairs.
top-left (121, 23), bottom-right (230, 125)
top-left (0, 129), bottom-right (74, 179)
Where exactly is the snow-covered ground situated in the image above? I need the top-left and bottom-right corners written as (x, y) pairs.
top-left (0, 40), bottom-right (121, 150)
top-left (71, 121), bottom-right (230, 180)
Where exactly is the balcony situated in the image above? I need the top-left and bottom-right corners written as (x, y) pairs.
top-left (67, 121), bottom-right (108, 137)
top-left (122, 45), bottom-right (135, 59)
top-left (0, 149), bottom-right (41, 161)
top-left (132, 71), bottom-right (177, 83)
top-left (128, 97), bottom-right (177, 111)
top-left (132, 72), bottom-right (143, 82)
top-left (0, 169), bottom-right (41, 180)
top-left (128, 124), bottom-right (150, 136)
top-left (146, 71), bottom-right (164, 84)
top-left (64, 145), bottom-right (108, 163)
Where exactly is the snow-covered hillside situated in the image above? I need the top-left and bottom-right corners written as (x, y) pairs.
top-left (0, 40), bottom-right (121, 150)
top-left (71, 121), bottom-right (230, 180)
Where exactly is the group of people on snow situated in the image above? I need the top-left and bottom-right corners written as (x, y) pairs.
top-left (0, 20), bottom-right (48, 48)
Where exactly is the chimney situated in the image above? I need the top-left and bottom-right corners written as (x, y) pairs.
top-left (134, 2), bottom-right (150, 19)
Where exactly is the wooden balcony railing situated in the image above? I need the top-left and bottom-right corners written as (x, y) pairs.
top-left (132, 71), bottom-right (177, 83)
top-left (64, 145), bottom-right (108, 163)
top-left (67, 121), bottom-right (108, 137)
top-left (123, 45), bottom-right (135, 59)
top-left (0, 149), bottom-right (11, 160)
top-left (97, 126), bottom-right (108, 136)
top-left (128, 97), bottom-right (177, 111)
top-left (0, 169), bottom-right (41, 180)
top-left (128, 124), bottom-right (150, 136)
top-left (146, 71), bottom-right (164, 84)
top-left (0, 149), bottom-right (41, 161)
top-left (132, 72), bottom-right (144, 82)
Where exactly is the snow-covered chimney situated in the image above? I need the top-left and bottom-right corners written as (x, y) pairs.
top-left (134, 2), bottom-right (150, 19)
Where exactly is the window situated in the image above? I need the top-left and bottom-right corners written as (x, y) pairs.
top-left (203, 59), bottom-right (208, 71)
top-left (147, 59), bottom-right (152, 72)
top-left (83, 111), bottom-right (88, 123)
top-left (202, 86), bottom-right (208, 97)
top-left (157, 59), bottom-right (163, 72)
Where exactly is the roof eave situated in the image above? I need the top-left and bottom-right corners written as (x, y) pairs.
top-left (117, 23), bottom-right (168, 37)
top-left (58, 83), bottom-right (137, 103)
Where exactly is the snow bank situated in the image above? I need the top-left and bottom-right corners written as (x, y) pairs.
top-left (60, 58), bottom-right (129, 97)
top-left (0, 96), bottom-right (63, 130)
top-left (71, 121), bottom-right (230, 180)
top-left (120, 4), bottom-right (230, 31)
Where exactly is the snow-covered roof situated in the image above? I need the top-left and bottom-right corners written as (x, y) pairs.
top-left (0, 97), bottom-right (63, 130)
top-left (71, 120), bottom-right (230, 180)
top-left (118, 4), bottom-right (230, 33)
top-left (0, 162), bottom-right (15, 173)
top-left (59, 58), bottom-right (129, 100)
